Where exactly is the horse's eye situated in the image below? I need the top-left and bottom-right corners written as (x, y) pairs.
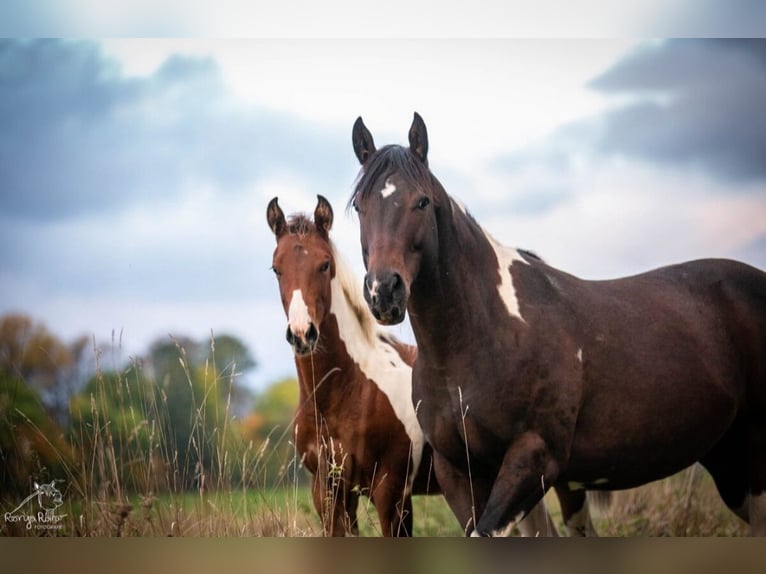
top-left (271, 266), bottom-right (281, 278)
top-left (319, 261), bottom-right (330, 273)
top-left (353, 201), bottom-right (360, 213)
top-left (416, 196), bottom-right (430, 210)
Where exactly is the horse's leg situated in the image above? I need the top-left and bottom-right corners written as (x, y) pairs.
top-left (749, 418), bottom-right (766, 536)
top-left (345, 487), bottom-right (360, 536)
top-left (473, 432), bottom-right (558, 537)
top-left (432, 450), bottom-right (491, 535)
top-left (516, 499), bottom-right (559, 537)
top-left (311, 460), bottom-right (353, 536)
top-left (371, 475), bottom-right (413, 536)
top-left (699, 420), bottom-right (751, 525)
top-left (556, 486), bottom-right (597, 537)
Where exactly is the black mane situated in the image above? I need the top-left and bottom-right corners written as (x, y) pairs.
top-left (348, 145), bottom-right (433, 210)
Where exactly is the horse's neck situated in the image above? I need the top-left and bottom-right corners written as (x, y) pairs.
top-left (293, 342), bottom-right (353, 409)
top-left (412, 195), bottom-right (525, 344)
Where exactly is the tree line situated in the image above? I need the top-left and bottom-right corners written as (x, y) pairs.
top-left (0, 313), bottom-right (302, 504)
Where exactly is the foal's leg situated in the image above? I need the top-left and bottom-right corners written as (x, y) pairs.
top-left (370, 471), bottom-right (414, 536)
top-left (311, 459), bottom-right (356, 536)
top-left (473, 432), bottom-right (559, 536)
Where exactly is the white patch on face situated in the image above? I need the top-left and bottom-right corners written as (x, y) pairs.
top-left (577, 348), bottom-right (583, 363)
top-left (380, 178), bottom-right (397, 199)
top-left (329, 245), bottom-right (425, 493)
top-left (369, 279), bottom-right (379, 300)
top-left (482, 230), bottom-right (527, 322)
top-left (287, 288), bottom-right (311, 336)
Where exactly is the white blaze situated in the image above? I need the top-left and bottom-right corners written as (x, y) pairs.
top-left (287, 288), bottom-right (311, 335)
top-left (380, 178), bottom-right (397, 199)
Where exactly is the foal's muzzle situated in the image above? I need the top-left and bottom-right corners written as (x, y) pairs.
top-left (364, 271), bottom-right (407, 325)
top-left (286, 323), bottom-right (319, 356)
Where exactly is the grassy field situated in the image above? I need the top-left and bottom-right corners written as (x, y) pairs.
top-left (0, 338), bottom-right (750, 537)
top-left (2, 465), bottom-right (748, 537)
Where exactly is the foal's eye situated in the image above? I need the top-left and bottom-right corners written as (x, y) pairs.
top-left (319, 261), bottom-right (331, 273)
top-left (271, 266), bottom-right (281, 278)
top-left (416, 196), bottom-right (430, 210)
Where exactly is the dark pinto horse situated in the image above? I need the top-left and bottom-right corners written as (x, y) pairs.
top-left (349, 112), bottom-right (766, 536)
top-left (267, 195), bottom-right (565, 536)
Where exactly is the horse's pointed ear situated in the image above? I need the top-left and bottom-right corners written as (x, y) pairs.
top-left (267, 197), bottom-right (286, 239)
top-left (408, 111), bottom-right (428, 164)
top-left (314, 195), bottom-right (334, 237)
top-left (352, 116), bottom-right (376, 165)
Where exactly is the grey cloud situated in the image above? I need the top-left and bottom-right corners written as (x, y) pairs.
top-left (0, 39), bottom-right (349, 222)
top-left (588, 39), bottom-right (766, 183)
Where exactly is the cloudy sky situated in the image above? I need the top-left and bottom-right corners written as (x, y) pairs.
top-left (1, 32), bottom-right (765, 390)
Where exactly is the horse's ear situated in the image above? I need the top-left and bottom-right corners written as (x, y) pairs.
top-left (352, 116), bottom-right (376, 165)
top-left (408, 111), bottom-right (428, 164)
top-left (314, 195), bottom-right (334, 237)
top-left (267, 197), bottom-right (286, 239)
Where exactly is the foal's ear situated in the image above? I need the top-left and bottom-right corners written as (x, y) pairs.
top-left (408, 111), bottom-right (428, 164)
top-left (267, 197), bottom-right (286, 239)
top-left (352, 116), bottom-right (376, 165)
top-left (314, 195), bottom-right (334, 237)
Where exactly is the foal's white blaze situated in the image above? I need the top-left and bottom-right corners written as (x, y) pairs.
top-left (288, 288), bottom-right (312, 336)
top-left (380, 178), bottom-right (397, 199)
top-left (329, 245), bottom-right (424, 493)
top-left (577, 348), bottom-right (583, 363)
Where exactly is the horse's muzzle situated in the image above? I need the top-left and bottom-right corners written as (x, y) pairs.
top-left (286, 323), bottom-right (319, 356)
top-left (364, 270), bottom-right (407, 325)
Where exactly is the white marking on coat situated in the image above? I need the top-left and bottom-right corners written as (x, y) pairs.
top-left (481, 230), bottom-right (527, 322)
top-left (380, 178), bottom-right (397, 199)
top-left (577, 348), bottom-right (583, 363)
top-left (329, 244), bottom-right (424, 493)
top-left (287, 289), bottom-right (311, 336)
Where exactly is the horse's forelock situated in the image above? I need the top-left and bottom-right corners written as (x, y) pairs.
top-left (284, 214), bottom-right (316, 237)
top-left (349, 145), bottom-right (433, 210)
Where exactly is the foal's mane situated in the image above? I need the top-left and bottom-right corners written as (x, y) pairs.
top-left (348, 145), bottom-right (433, 209)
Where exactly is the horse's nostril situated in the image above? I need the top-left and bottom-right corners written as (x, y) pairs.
top-left (306, 323), bottom-right (318, 344)
top-left (285, 326), bottom-right (295, 344)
